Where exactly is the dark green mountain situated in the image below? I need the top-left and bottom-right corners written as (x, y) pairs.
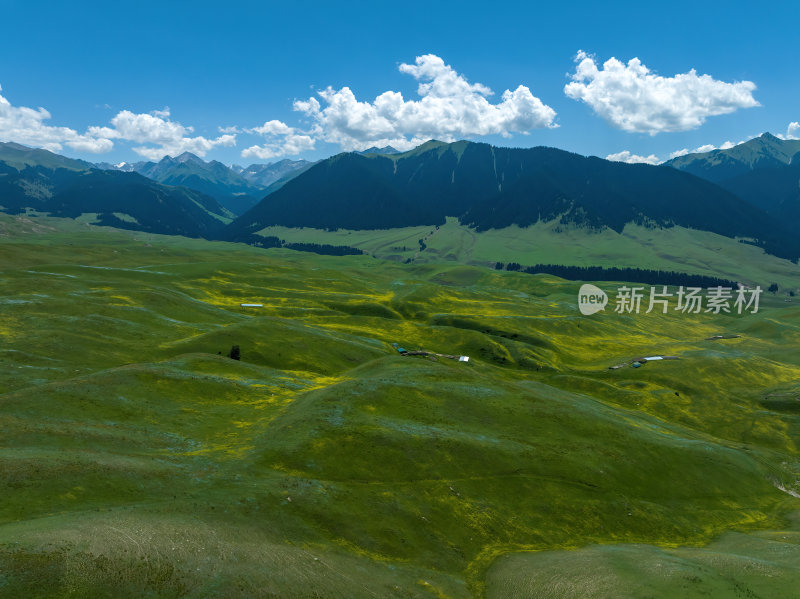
top-left (0, 141), bottom-right (93, 171)
top-left (125, 152), bottom-right (265, 215)
top-left (230, 152), bottom-right (441, 231)
top-left (665, 133), bottom-right (800, 183)
top-left (359, 145), bottom-right (400, 155)
top-left (665, 133), bottom-right (800, 231)
top-left (715, 162), bottom-right (800, 230)
top-left (227, 140), bottom-right (800, 261)
top-left (0, 150), bottom-right (232, 238)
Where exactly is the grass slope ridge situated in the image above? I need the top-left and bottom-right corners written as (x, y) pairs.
top-left (1, 215), bottom-right (799, 596)
top-left (250, 217), bottom-right (800, 289)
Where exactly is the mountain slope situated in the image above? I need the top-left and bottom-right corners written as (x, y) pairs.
top-left (0, 158), bottom-right (232, 238)
top-left (228, 153), bottom-right (441, 235)
top-left (0, 141), bottom-right (92, 171)
top-left (228, 140), bottom-right (800, 261)
top-left (665, 133), bottom-right (800, 182)
top-left (665, 133), bottom-right (800, 232)
top-left (715, 162), bottom-right (800, 231)
top-left (121, 152), bottom-right (266, 215)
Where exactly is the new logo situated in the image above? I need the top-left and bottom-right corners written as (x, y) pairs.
top-left (578, 284), bottom-right (608, 315)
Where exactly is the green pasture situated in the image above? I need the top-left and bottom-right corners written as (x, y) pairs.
top-left (1, 213), bottom-right (799, 597)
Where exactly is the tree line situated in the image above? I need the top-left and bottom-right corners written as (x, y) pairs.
top-left (495, 262), bottom-right (738, 288)
top-left (235, 233), bottom-right (364, 256)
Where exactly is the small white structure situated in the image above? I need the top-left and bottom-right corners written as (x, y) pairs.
top-left (240, 303), bottom-right (263, 308)
top-left (459, 356), bottom-right (470, 362)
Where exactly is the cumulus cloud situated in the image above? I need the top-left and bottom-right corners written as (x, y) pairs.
top-left (0, 84), bottom-right (113, 153)
top-left (605, 150), bottom-right (660, 165)
top-left (0, 85), bottom-right (237, 160)
top-left (293, 54), bottom-right (557, 151)
top-left (92, 108), bottom-right (236, 160)
top-left (564, 51), bottom-right (759, 135)
top-left (241, 119), bottom-right (316, 159)
top-left (607, 136), bottom-right (751, 164)
top-left (668, 138), bottom-right (746, 159)
top-left (778, 121), bottom-right (800, 140)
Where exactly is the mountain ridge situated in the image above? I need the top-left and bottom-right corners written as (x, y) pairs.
top-left (0, 146), bottom-right (232, 238)
top-left (665, 132), bottom-right (800, 182)
top-left (227, 140), bottom-right (800, 261)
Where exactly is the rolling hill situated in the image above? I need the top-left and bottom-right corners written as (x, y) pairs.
top-left (1, 215), bottom-right (798, 597)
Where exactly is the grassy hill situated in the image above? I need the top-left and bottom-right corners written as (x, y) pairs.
top-left (1, 213), bottom-right (799, 597)
top-left (253, 216), bottom-right (800, 289)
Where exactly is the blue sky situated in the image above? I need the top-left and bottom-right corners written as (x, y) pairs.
top-left (0, 0), bottom-right (798, 166)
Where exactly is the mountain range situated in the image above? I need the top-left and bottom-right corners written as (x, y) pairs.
top-left (2, 136), bottom-right (800, 264)
top-left (227, 138), bottom-right (800, 261)
top-left (0, 142), bottom-right (232, 238)
top-left (231, 158), bottom-right (312, 187)
top-left (97, 152), bottom-right (312, 215)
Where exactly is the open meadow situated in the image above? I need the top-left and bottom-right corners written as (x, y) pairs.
top-left (1, 214), bottom-right (799, 597)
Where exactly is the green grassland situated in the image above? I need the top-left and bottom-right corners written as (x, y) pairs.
top-left (257, 217), bottom-right (800, 289)
top-left (1, 213), bottom-right (799, 597)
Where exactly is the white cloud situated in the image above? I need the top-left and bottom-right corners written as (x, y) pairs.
top-left (0, 84), bottom-right (113, 153)
top-left (668, 137), bottom-right (748, 159)
top-left (564, 51), bottom-right (759, 135)
top-left (605, 150), bottom-right (660, 165)
top-left (293, 54), bottom-right (557, 151)
top-left (668, 148), bottom-right (689, 159)
top-left (95, 108), bottom-right (236, 160)
top-left (693, 144), bottom-right (717, 153)
top-left (778, 121), bottom-right (800, 140)
top-left (0, 86), bottom-right (237, 160)
top-left (241, 119), bottom-right (316, 159)
top-left (241, 135), bottom-right (315, 160)
top-left (250, 120), bottom-right (293, 136)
